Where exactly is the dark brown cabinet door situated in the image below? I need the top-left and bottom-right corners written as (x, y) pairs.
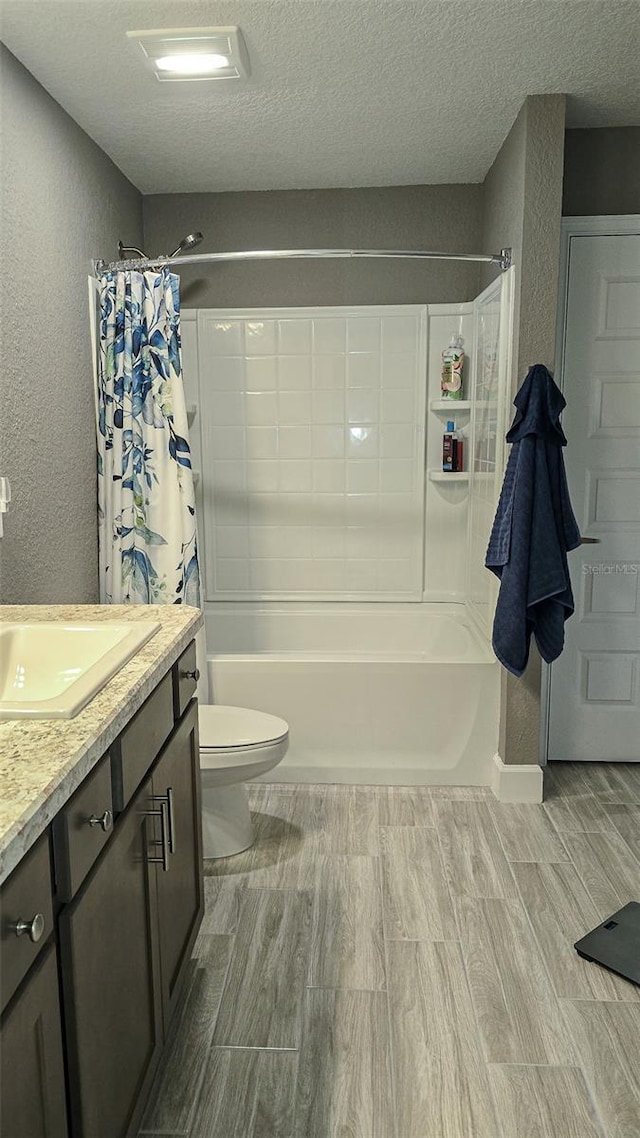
top-left (152, 700), bottom-right (203, 1026)
top-left (58, 777), bottom-right (162, 1138)
top-left (0, 943), bottom-right (68, 1138)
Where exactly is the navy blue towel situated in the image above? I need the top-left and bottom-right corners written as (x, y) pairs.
top-left (485, 364), bottom-right (581, 677)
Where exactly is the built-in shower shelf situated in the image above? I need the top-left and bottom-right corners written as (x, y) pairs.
top-left (430, 400), bottom-right (471, 412)
top-left (187, 404), bottom-right (197, 425)
top-left (428, 470), bottom-right (468, 483)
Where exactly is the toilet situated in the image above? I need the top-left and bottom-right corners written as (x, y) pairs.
top-left (198, 704), bottom-right (289, 859)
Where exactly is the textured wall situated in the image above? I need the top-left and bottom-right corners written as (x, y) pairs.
top-left (563, 128), bottom-right (640, 216)
top-left (142, 184), bottom-right (484, 308)
top-left (480, 102), bottom-right (527, 296)
top-left (0, 46), bottom-right (143, 603)
top-left (481, 95), bottom-right (567, 768)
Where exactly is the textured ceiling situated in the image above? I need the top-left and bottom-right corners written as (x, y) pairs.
top-left (1, 0), bottom-right (639, 193)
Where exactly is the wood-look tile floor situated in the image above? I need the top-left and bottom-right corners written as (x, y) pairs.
top-left (138, 763), bottom-right (640, 1138)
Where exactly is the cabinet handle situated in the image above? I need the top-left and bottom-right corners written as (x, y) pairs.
top-left (151, 790), bottom-right (175, 854)
top-left (145, 802), bottom-right (169, 872)
top-left (182, 668), bottom-right (200, 681)
top-left (12, 913), bottom-right (45, 944)
top-left (87, 809), bottom-right (113, 832)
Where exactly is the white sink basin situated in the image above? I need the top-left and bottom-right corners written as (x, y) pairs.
top-left (0, 621), bottom-right (160, 720)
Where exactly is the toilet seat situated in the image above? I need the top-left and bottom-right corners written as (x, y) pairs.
top-left (198, 704), bottom-right (289, 752)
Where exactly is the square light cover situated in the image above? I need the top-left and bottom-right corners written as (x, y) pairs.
top-left (127, 26), bottom-right (250, 82)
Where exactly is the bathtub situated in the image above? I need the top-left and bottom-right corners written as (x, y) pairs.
top-left (206, 603), bottom-right (499, 786)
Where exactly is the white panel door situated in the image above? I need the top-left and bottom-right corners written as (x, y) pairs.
top-left (549, 232), bottom-right (640, 761)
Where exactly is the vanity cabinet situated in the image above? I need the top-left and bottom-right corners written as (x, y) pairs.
top-left (152, 700), bottom-right (202, 1025)
top-left (0, 641), bottom-right (202, 1138)
top-left (59, 775), bottom-right (163, 1138)
top-left (0, 941), bottom-right (68, 1138)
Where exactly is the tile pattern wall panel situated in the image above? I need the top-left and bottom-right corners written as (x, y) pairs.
top-left (197, 307), bottom-right (427, 600)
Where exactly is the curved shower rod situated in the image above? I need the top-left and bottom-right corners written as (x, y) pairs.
top-left (94, 245), bottom-right (513, 274)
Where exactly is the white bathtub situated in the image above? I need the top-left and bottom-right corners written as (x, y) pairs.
top-left (206, 603), bottom-right (499, 786)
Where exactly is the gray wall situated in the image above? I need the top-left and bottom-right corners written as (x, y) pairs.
top-left (0, 46), bottom-right (143, 603)
top-left (142, 184), bottom-right (484, 308)
top-left (563, 127), bottom-right (640, 216)
top-left (481, 94), bottom-right (567, 769)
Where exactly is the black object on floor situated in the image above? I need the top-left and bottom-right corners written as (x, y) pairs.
top-left (575, 901), bottom-right (640, 986)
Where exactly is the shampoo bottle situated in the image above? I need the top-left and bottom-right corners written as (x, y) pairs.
top-left (442, 420), bottom-right (464, 472)
top-left (443, 420), bottom-right (455, 471)
top-left (440, 333), bottom-right (465, 399)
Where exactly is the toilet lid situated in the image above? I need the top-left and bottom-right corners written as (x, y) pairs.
top-left (199, 704), bottom-right (289, 750)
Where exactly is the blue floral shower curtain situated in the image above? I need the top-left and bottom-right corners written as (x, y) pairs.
top-left (96, 268), bottom-right (200, 606)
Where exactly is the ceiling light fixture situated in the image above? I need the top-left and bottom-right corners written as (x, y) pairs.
top-left (155, 53), bottom-right (229, 75)
top-left (127, 26), bottom-right (250, 83)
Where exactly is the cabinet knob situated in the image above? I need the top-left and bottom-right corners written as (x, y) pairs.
top-left (183, 668), bottom-right (200, 682)
top-left (13, 913), bottom-right (45, 943)
top-left (87, 810), bottom-right (113, 832)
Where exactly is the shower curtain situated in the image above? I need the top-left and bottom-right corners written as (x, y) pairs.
top-left (96, 267), bottom-right (200, 606)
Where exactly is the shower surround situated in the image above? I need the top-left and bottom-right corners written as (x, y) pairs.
top-left (181, 282), bottom-right (513, 786)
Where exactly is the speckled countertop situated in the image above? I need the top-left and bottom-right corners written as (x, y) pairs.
top-left (0, 604), bottom-right (203, 885)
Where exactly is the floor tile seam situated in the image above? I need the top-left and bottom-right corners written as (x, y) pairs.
top-left (558, 996), bottom-right (640, 1009)
top-left (365, 847), bottom-right (387, 992)
top-left (243, 885), bottom-right (315, 893)
top-left (507, 856), bottom-right (589, 1058)
top-left (542, 815), bottom-right (620, 837)
top-left (542, 786), bottom-right (621, 827)
top-left (554, 998), bottom-right (620, 1138)
top-left (382, 936), bottom-right (464, 945)
top-left (486, 1060), bottom-right (591, 1070)
top-left (590, 1008), bottom-right (640, 1103)
top-left (557, 992), bottom-right (640, 1004)
top-left (454, 888), bottom-right (571, 1067)
top-left (289, 987), bottom-right (310, 1138)
top-left (209, 1043), bottom-right (300, 1052)
top-left (432, 816), bottom-right (510, 1075)
top-left (480, 800), bottom-right (533, 887)
top-left (598, 812), bottom-right (640, 868)
top-left (186, 933), bottom-right (238, 1131)
top-left (592, 793), bottom-right (640, 807)
top-left (210, 883), bottom-right (310, 1050)
top-left (558, 827), bottom-right (640, 913)
top-left (304, 982), bottom-right (388, 993)
top-left (378, 818), bottom-right (438, 829)
top-left (380, 877), bottom-right (400, 1138)
top-left (417, 821), bottom-right (505, 1136)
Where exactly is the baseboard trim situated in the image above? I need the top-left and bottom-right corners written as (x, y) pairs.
top-left (491, 753), bottom-right (544, 803)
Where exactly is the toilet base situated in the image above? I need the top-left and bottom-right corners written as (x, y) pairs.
top-left (201, 780), bottom-right (254, 859)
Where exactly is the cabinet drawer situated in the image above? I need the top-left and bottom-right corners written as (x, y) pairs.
top-left (113, 672), bottom-right (174, 812)
top-left (1, 834), bottom-right (54, 1013)
top-left (173, 640), bottom-right (198, 720)
top-left (52, 752), bottom-right (114, 901)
